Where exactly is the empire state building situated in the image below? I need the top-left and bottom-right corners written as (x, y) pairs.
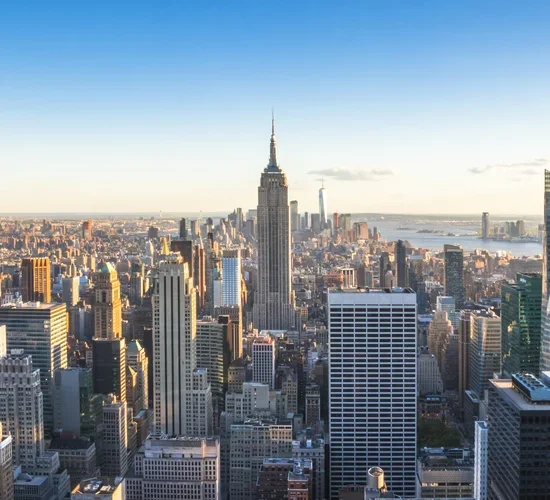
top-left (252, 118), bottom-right (298, 331)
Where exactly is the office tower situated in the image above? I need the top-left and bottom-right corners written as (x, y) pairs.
top-left (481, 212), bottom-right (490, 239)
top-left (290, 200), bottom-right (299, 232)
top-left (126, 436), bottom-right (220, 500)
top-left (303, 211), bottom-right (309, 229)
top-left (62, 276), bottom-right (80, 307)
top-left (21, 257), bottom-right (51, 303)
top-left (379, 252), bottom-right (391, 284)
top-left (228, 359), bottom-right (246, 393)
top-left (501, 273), bottom-right (542, 376)
top-left (252, 117), bottom-right (297, 331)
top-left (129, 273), bottom-right (144, 306)
top-left (53, 368), bottom-right (102, 438)
top-left (458, 310), bottom-right (472, 419)
top-left (310, 213), bottom-right (321, 233)
top-left (222, 249), bottom-right (241, 306)
top-left (487, 373), bottom-right (550, 499)
top-left (469, 310), bottom-right (501, 399)
top-left (542, 170), bottom-right (550, 371)
top-left (81, 220), bottom-right (93, 240)
top-left (197, 317), bottom-right (230, 417)
top-left (229, 418), bottom-right (292, 500)
top-left (395, 239), bottom-right (408, 287)
top-left (1, 302), bottom-right (68, 431)
top-left (305, 384), bottom-right (321, 427)
top-left (152, 256), bottom-right (213, 436)
top-left (0, 352), bottom-right (43, 471)
top-left (436, 295), bottom-right (459, 329)
top-left (101, 400), bottom-right (129, 477)
top-left (93, 263), bottom-right (122, 339)
top-left (474, 420), bottom-right (488, 500)
top-left (214, 306), bottom-right (242, 361)
top-left (353, 222), bottom-right (369, 240)
top-left (428, 311), bottom-right (453, 364)
top-left (328, 288), bottom-right (417, 499)
top-left (0, 423), bottom-right (13, 500)
top-left (444, 244), bottom-right (464, 308)
top-left (255, 458), bottom-right (312, 500)
top-left (126, 340), bottom-right (148, 414)
top-left (179, 217), bottom-right (188, 240)
top-left (441, 328), bottom-right (459, 391)
top-left (417, 349), bottom-right (443, 395)
top-left (279, 367), bottom-right (298, 415)
top-left (252, 334), bottom-right (275, 389)
top-left (92, 338), bottom-right (126, 402)
top-left (195, 244), bottom-right (207, 309)
top-left (319, 181), bottom-right (327, 226)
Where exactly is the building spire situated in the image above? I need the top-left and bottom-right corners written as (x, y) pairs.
top-left (267, 109), bottom-right (279, 171)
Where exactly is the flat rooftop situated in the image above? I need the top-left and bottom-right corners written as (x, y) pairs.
top-left (490, 379), bottom-right (550, 411)
top-left (330, 287), bottom-right (415, 294)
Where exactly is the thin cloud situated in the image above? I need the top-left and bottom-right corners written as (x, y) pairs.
top-left (469, 158), bottom-right (549, 174)
top-left (308, 167), bottom-right (394, 181)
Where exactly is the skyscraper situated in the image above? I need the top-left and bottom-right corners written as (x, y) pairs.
top-left (1, 302), bottom-right (68, 431)
top-left (0, 422), bottom-right (13, 500)
top-left (252, 334), bottom-right (275, 390)
top-left (152, 255), bottom-right (213, 436)
top-left (395, 239), bottom-right (408, 287)
top-left (126, 340), bottom-right (149, 413)
top-left (328, 288), bottom-right (417, 499)
top-left (222, 249), bottom-right (241, 306)
top-left (540, 170), bottom-right (550, 371)
top-left (501, 273), bottom-right (542, 376)
top-left (318, 181), bottom-right (327, 226)
top-left (62, 276), bottom-right (80, 307)
top-left (21, 257), bottom-right (51, 303)
top-left (290, 200), bottom-right (299, 232)
top-left (252, 117), bottom-right (297, 331)
top-left (474, 420), bottom-right (488, 500)
top-left (444, 244), bottom-right (465, 308)
top-left (93, 263), bottom-right (122, 339)
top-left (481, 212), bottom-right (490, 239)
top-left (92, 338), bottom-right (127, 402)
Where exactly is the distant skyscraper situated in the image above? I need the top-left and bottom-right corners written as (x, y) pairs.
top-left (444, 244), bottom-right (465, 308)
top-left (328, 288), bottom-right (417, 499)
top-left (0, 352), bottom-right (44, 471)
top-left (179, 217), bottom-right (188, 240)
top-left (252, 117), bottom-right (297, 331)
top-left (152, 255), bottom-right (213, 436)
top-left (487, 373), bottom-right (550, 499)
top-left (458, 311), bottom-right (472, 419)
top-left (82, 220), bottom-right (93, 240)
top-left (62, 276), bottom-right (80, 307)
top-left (318, 181), bottom-right (327, 226)
top-left (481, 212), bottom-right (490, 239)
top-left (93, 263), bottom-right (122, 339)
top-left (541, 169), bottom-right (550, 371)
top-left (395, 239), bottom-right (408, 287)
top-left (501, 273), bottom-right (542, 376)
top-left (21, 257), bottom-right (51, 303)
top-left (290, 200), bottom-right (299, 232)
top-left (222, 249), bottom-right (241, 306)
top-left (1, 302), bottom-right (68, 431)
top-left (469, 311), bottom-right (501, 398)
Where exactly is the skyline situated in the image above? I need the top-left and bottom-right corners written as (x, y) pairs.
top-left (2, 2), bottom-right (550, 213)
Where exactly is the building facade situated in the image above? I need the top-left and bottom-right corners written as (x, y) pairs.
top-left (21, 257), bottom-right (51, 303)
top-left (221, 249), bottom-right (241, 306)
top-left (444, 244), bottom-right (464, 308)
top-left (93, 263), bottom-right (122, 339)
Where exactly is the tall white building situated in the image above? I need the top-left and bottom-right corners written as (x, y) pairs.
top-left (328, 288), bottom-right (417, 499)
top-left (319, 181), bottom-right (328, 226)
top-left (126, 435), bottom-right (220, 500)
top-left (0, 352), bottom-right (44, 471)
top-left (252, 117), bottom-right (297, 331)
top-left (541, 170), bottom-right (550, 371)
top-left (474, 420), bottom-right (488, 500)
top-left (417, 349), bottom-right (444, 395)
top-left (252, 334), bottom-right (275, 390)
top-left (469, 310), bottom-right (501, 397)
top-left (153, 255), bottom-right (213, 436)
top-left (0, 302), bottom-right (68, 431)
top-left (62, 276), bottom-right (80, 307)
top-left (221, 249), bottom-right (241, 306)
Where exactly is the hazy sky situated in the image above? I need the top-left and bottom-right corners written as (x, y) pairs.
top-left (2, 1), bottom-right (550, 215)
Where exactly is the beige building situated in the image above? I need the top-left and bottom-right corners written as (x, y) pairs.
top-left (94, 263), bottom-right (122, 339)
top-left (21, 257), bottom-right (51, 303)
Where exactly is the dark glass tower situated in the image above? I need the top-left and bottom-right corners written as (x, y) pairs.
top-left (444, 244), bottom-right (464, 308)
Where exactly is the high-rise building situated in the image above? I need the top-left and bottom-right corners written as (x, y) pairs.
top-left (252, 334), bottom-right (275, 390)
top-left (328, 288), bottom-right (417, 499)
top-left (21, 257), bottom-right (51, 303)
top-left (101, 400), bottom-right (129, 477)
top-left (126, 340), bottom-right (148, 414)
top-left (474, 420), bottom-right (488, 500)
top-left (395, 240), bottom-right (408, 287)
top-left (417, 349), bottom-right (443, 395)
top-left (252, 118), bottom-right (297, 331)
top-left (458, 310), bottom-right (472, 419)
top-left (0, 352), bottom-right (44, 471)
top-left (428, 311), bottom-right (453, 364)
top-left (469, 310), bottom-right (501, 399)
top-left (444, 244), bottom-right (464, 308)
top-left (487, 373), bottom-right (550, 499)
top-left (436, 296), bottom-right (459, 329)
top-left (255, 458), bottom-right (312, 500)
top-left (214, 306), bottom-right (242, 361)
top-left (152, 255), bottom-right (213, 436)
top-left (179, 217), bottom-right (188, 240)
top-left (229, 418), bottom-right (292, 500)
top-left (501, 273), bottom-right (542, 376)
top-left (93, 263), bottom-right (122, 339)
top-left (0, 422), bottom-right (13, 500)
top-left (126, 435), bottom-right (220, 500)
top-left (290, 200), bottom-right (299, 232)
top-left (62, 276), bottom-right (80, 307)
top-left (1, 302), bottom-right (68, 431)
top-left (222, 249), bottom-right (241, 306)
top-left (92, 338), bottom-right (126, 402)
top-left (541, 170), bottom-right (550, 371)
top-left (53, 368), bottom-right (102, 439)
top-left (319, 181), bottom-right (327, 226)
top-left (481, 212), bottom-right (490, 239)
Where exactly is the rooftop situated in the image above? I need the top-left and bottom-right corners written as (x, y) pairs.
top-left (330, 287), bottom-right (415, 294)
top-left (490, 379), bottom-right (550, 411)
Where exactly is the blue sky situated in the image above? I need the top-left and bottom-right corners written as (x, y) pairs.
top-left (1, 1), bottom-right (550, 214)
